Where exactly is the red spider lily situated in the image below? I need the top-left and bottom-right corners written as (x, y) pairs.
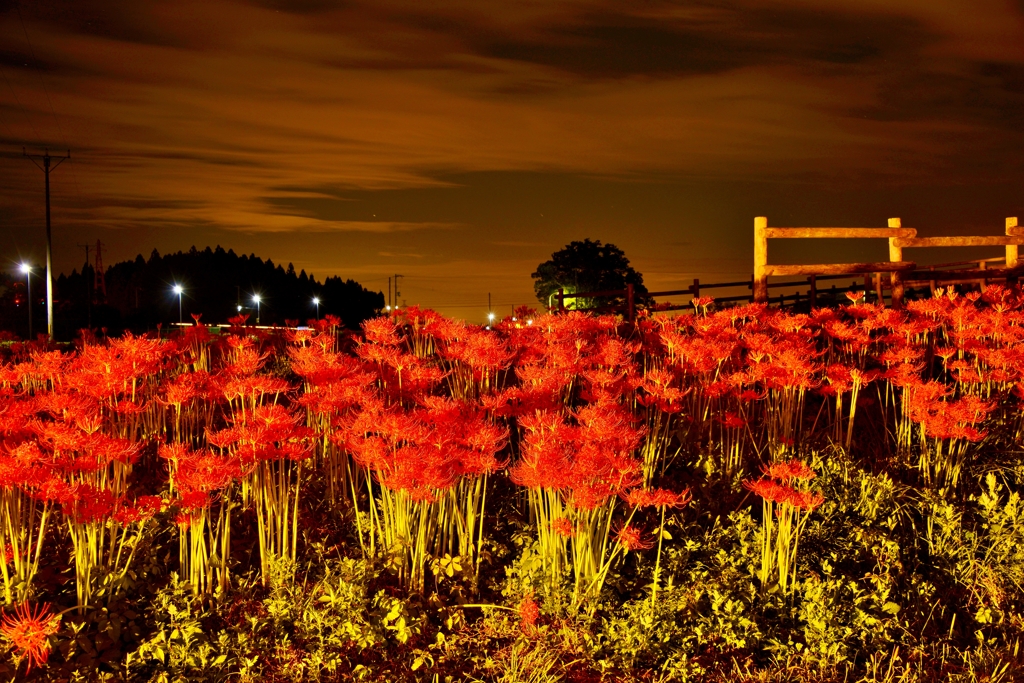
top-left (362, 318), bottom-right (403, 346)
top-left (63, 485), bottom-right (116, 525)
top-left (743, 477), bottom-right (795, 505)
top-left (160, 372), bottom-right (204, 406)
top-left (509, 411), bottom-right (576, 490)
top-left (788, 489), bottom-right (825, 511)
top-left (32, 392), bottom-right (97, 421)
top-left (223, 342), bottom-right (270, 378)
top-left (222, 375), bottom-right (291, 404)
top-left (762, 459), bottom-right (816, 482)
top-left (692, 296), bottom-right (714, 309)
top-left (551, 517), bottom-right (574, 537)
top-left (614, 523), bottom-right (653, 551)
top-left (824, 364), bottom-right (853, 395)
top-left (0, 365), bottom-right (25, 387)
top-left (205, 427), bottom-right (241, 451)
top-left (0, 602), bottom-right (60, 672)
top-left (112, 495), bottom-right (167, 525)
top-left (442, 327), bottom-right (514, 372)
top-left (518, 594), bottom-right (540, 632)
top-left (29, 419), bottom-right (90, 454)
top-left (289, 345), bottom-right (368, 387)
top-left (0, 442), bottom-right (53, 490)
top-left (717, 412), bottom-right (747, 429)
top-left (174, 490), bottom-right (212, 513)
top-left (26, 350), bottom-right (71, 383)
top-left (31, 477), bottom-right (76, 506)
top-left (163, 441), bottom-right (244, 489)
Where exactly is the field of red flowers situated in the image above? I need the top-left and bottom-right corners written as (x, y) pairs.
top-left (1, 287), bottom-right (1023, 682)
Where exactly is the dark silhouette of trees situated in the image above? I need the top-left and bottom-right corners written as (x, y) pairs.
top-left (532, 239), bottom-right (648, 311)
top-left (51, 246), bottom-right (383, 336)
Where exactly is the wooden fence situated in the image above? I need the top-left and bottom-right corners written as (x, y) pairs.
top-left (756, 216), bottom-right (1023, 307)
top-left (548, 216), bottom-right (1024, 317)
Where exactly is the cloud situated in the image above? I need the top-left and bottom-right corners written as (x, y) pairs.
top-left (276, 220), bottom-right (461, 234)
top-left (2, 0), bottom-right (1024, 320)
top-left (378, 250), bottom-right (424, 257)
top-left (492, 240), bottom-right (551, 247)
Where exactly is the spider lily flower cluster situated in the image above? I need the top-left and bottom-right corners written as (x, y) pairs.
top-left (0, 285), bottom-right (1021, 673)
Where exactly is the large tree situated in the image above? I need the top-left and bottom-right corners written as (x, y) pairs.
top-left (532, 239), bottom-right (648, 312)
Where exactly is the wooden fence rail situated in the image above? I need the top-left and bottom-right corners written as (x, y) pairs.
top-left (548, 216), bottom-right (1023, 318)
top-left (756, 216), bottom-right (1024, 307)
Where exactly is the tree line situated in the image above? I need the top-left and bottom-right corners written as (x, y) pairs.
top-left (0, 246), bottom-right (384, 339)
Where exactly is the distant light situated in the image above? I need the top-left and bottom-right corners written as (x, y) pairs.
top-left (527, 319), bottom-right (533, 326)
top-left (487, 312), bottom-right (495, 322)
top-left (18, 263), bottom-right (30, 274)
top-left (386, 305), bottom-right (391, 311)
top-left (511, 317), bottom-right (517, 322)
top-left (252, 295), bottom-right (261, 304)
top-left (312, 297), bottom-right (320, 305)
top-left (173, 285), bottom-right (183, 295)
top-left (237, 305), bottom-right (242, 312)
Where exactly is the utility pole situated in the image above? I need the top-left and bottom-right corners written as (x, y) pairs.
top-left (393, 274), bottom-right (403, 310)
top-left (387, 276), bottom-right (391, 309)
top-left (24, 148), bottom-right (70, 340)
top-left (77, 242), bottom-right (93, 329)
top-left (94, 240), bottom-right (106, 301)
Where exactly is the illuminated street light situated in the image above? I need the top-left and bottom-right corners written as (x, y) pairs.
top-left (19, 264), bottom-right (32, 338)
top-left (172, 284), bottom-right (183, 324)
top-left (312, 296), bottom-right (320, 320)
top-left (253, 294), bottom-right (261, 324)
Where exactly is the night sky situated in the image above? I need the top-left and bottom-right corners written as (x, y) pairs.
top-left (2, 1), bottom-right (1023, 322)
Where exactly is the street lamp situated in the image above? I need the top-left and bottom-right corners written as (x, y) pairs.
top-left (172, 285), bottom-right (183, 324)
top-left (312, 296), bottom-right (320, 320)
top-left (252, 294), bottom-right (261, 324)
top-left (19, 264), bottom-right (31, 338)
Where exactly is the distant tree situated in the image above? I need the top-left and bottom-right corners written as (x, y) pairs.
top-left (532, 239), bottom-right (648, 312)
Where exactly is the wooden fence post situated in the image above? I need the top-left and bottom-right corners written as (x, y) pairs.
top-left (626, 283), bottom-right (635, 323)
top-left (1008, 218), bottom-right (1019, 282)
top-left (808, 275), bottom-right (816, 307)
top-left (557, 287), bottom-right (565, 313)
top-left (887, 217), bottom-right (904, 308)
top-left (874, 272), bottom-right (883, 303)
top-left (691, 278), bottom-right (700, 298)
top-left (754, 216), bottom-right (769, 302)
